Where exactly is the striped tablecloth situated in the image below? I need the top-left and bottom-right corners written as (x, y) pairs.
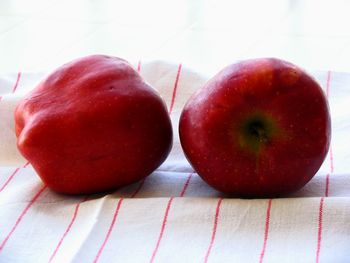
top-left (0, 61), bottom-right (349, 263)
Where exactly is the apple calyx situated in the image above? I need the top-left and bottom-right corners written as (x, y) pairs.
top-left (238, 113), bottom-right (278, 153)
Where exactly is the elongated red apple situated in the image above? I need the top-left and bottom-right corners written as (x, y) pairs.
top-left (15, 55), bottom-right (172, 194)
top-left (179, 58), bottom-right (331, 197)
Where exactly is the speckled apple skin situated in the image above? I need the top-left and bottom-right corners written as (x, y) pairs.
top-left (15, 55), bottom-right (172, 194)
top-left (179, 58), bottom-right (331, 197)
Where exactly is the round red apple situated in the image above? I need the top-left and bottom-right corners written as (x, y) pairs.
top-left (179, 58), bottom-right (331, 197)
top-left (15, 55), bottom-right (172, 194)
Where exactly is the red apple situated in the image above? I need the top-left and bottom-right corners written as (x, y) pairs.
top-left (179, 58), bottom-right (331, 197)
top-left (15, 55), bottom-right (172, 194)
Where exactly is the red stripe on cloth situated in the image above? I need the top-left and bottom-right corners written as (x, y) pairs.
top-left (0, 167), bottom-right (20, 193)
top-left (0, 185), bottom-right (47, 251)
top-left (329, 145), bottom-right (334, 174)
top-left (12, 72), bottom-right (21, 93)
top-left (0, 71), bottom-right (20, 100)
top-left (259, 199), bottom-right (273, 263)
top-left (204, 198), bottom-right (223, 263)
top-left (0, 162), bottom-right (29, 193)
top-left (316, 197), bottom-right (325, 263)
top-left (325, 71), bottom-right (334, 173)
top-left (23, 162), bottom-right (30, 168)
top-left (93, 198), bottom-right (124, 263)
top-left (169, 63), bottom-right (182, 114)
top-left (180, 173), bottom-right (193, 197)
top-left (325, 174), bottom-right (330, 197)
top-left (48, 196), bottom-right (89, 263)
top-left (137, 60), bottom-right (141, 73)
top-left (324, 71), bottom-right (333, 197)
top-left (149, 197), bottom-right (174, 263)
top-left (130, 179), bottom-right (145, 198)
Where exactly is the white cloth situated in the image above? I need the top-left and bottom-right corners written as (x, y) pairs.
top-left (0, 61), bottom-right (349, 263)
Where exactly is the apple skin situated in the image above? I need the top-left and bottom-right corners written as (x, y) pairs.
top-left (15, 55), bottom-right (172, 195)
top-left (179, 58), bottom-right (331, 197)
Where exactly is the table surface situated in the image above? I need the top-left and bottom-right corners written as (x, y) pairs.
top-left (1, 0), bottom-right (350, 73)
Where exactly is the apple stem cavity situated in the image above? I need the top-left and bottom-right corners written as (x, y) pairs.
top-left (248, 121), bottom-right (268, 143)
top-left (238, 113), bottom-right (277, 153)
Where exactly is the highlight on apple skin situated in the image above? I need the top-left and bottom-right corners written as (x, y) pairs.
top-left (15, 55), bottom-right (173, 195)
top-left (179, 58), bottom-right (331, 198)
